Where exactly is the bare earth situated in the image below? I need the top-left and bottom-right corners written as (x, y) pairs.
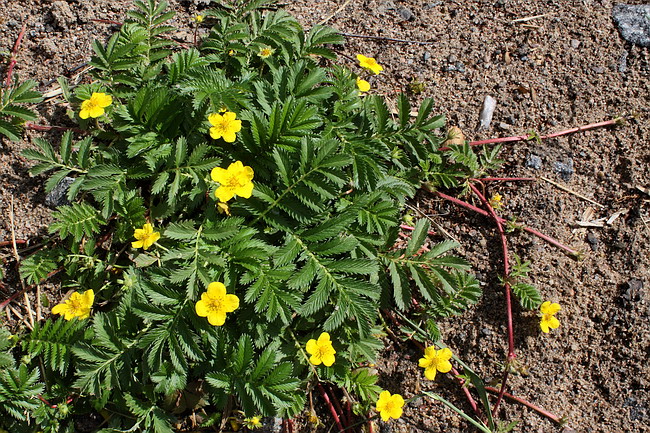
top-left (0, 0), bottom-right (648, 432)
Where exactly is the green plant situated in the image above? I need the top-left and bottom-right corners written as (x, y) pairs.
top-left (6, 1), bottom-right (492, 431)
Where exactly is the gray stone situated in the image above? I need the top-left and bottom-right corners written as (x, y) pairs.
top-left (422, 51), bottom-right (431, 62)
top-left (623, 279), bottom-right (644, 301)
top-left (51, 1), bottom-right (77, 28)
top-left (398, 6), bottom-right (415, 21)
top-left (612, 4), bottom-right (650, 47)
top-left (553, 159), bottom-right (574, 181)
top-left (259, 417), bottom-right (282, 433)
top-left (570, 39), bottom-right (581, 49)
top-left (526, 154), bottom-right (542, 170)
top-left (586, 232), bottom-right (599, 251)
top-left (45, 176), bottom-right (75, 208)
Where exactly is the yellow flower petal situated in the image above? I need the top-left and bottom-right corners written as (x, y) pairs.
top-left (208, 312), bottom-right (227, 326)
top-left (211, 167), bottom-right (228, 183)
top-left (215, 186), bottom-right (237, 203)
top-left (356, 78), bottom-right (370, 92)
top-left (321, 353), bottom-right (336, 367)
top-left (540, 320), bottom-right (550, 333)
top-left (225, 294), bottom-right (240, 312)
top-left (195, 299), bottom-right (209, 317)
top-left (207, 282), bottom-right (227, 298)
top-left (306, 339), bottom-right (318, 355)
top-left (132, 240), bottom-right (144, 249)
top-left (424, 367), bottom-right (437, 381)
top-left (436, 360), bottom-right (452, 373)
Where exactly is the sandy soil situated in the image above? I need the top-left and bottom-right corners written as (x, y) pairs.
top-left (1, 0), bottom-right (648, 432)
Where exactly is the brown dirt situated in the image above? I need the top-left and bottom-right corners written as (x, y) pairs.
top-left (1, 0), bottom-right (649, 432)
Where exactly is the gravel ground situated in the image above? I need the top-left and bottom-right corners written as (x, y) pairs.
top-left (1, 0), bottom-right (648, 432)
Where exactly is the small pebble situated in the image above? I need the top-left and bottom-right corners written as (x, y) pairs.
top-left (619, 50), bottom-right (628, 73)
top-left (45, 176), bottom-right (75, 208)
top-left (422, 51), bottom-right (431, 62)
top-left (477, 95), bottom-right (496, 131)
top-left (526, 154), bottom-right (543, 170)
top-left (586, 232), bottom-right (599, 251)
top-left (397, 6), bottom-right (415, 21)
top-left (553, 159), bottom-right (574, 181)
top-left (571, 39), bottom-right (581, 49)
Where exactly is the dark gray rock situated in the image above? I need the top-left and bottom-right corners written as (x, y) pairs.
top-left (553, 159), bottom-right (574, 181)
top-left (622, 279), bottom-right (644, 302)
top-left (612, 4), bottom-right (650, 47)
top-left (586, 232), bottom-right (599, 251)
top-left (422, 51), bottom-right (431, 62)
top-left (45, 176), bottom-right (75, 208)
top-left (526, 154), bottom-right (543, 170)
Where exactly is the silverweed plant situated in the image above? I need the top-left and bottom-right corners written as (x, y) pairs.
top-left (0, 1), bottom-right (569, 432)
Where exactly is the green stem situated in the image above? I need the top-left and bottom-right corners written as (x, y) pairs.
top-left (419, 391), bottom-right (492, 433)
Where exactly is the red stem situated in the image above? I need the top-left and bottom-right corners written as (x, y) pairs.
top-left (345, 400), bottom-right (352, 429)
top-left (471, 177), bottom-right (536, 182)
top-left (91, 19), bottom-right (123, 26)
top-left (368, 415), bottom-right (375, 433)
top-left (4, 22), bottom-right (27, 87)
top-left (0, 267), bottom-right (63, 310)
top-left (317, 383), bottom-right (345, 432)
top-left (286, 419), bottom-right (294, 433)
top-left (327, 384), bottom-right (348, 428)
top-left (432, 190), bottom-right (580, 258)
top-left (468, 184), bottom-right (515, 417)
top-left (438, 118), bottom-right (621, 151)
top-left (0, 239), bottom-right (27, 247)
top-left (24, 123), bottom-right (87, 134)
top-left (484, 386), bottom-right (562, 424)
top-left (399, 224), bottom-right (436, 236)
top-left (37, 395), bottom-right (57, 409)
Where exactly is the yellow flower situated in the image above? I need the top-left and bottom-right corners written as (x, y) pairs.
top-left (228, 49), bottom-right (235, 56)
top-left (540, 301), bottom-right (561, 333)
top-left (356, 54), bottom-right (383, 75)
top-left (193, 14), bottom-right (204, 23)
top-left (208, 111), bottom-right (242, 142)
top-left (243, 416), bottom-right (262, 429)
top-left (258, 47), bottom-right (275, 58)
top-left (79, 92), bottom-right (112, 119)
top-left (132, 223), bottom-right (161, 250)
top-left (418, 346), bottom-right (453, 380)
top-left (51, 289), bottom-right (94, 320)
top-left (356, 78), bottom-right (371, 93)
top-left (211, 161), bottom-right (254, 202)
top-left (195, 282), bottom-right (240, 326)
top-left (375, 390), bottom-right (404, 422)
top-left (489, 193), bottom-right (503, 210)
top-left (305, 332), bottom-right (336, 366)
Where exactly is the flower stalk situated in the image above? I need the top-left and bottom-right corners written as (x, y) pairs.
top-left (4, 22), bottom-right (27, 87)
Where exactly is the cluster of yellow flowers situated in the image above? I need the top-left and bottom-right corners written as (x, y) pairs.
top-left (355, 53), bottom-right (383, 95)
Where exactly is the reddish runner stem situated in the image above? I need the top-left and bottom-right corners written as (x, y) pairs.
top-left (91, 19), bottom-right (123, 26)
top-left (24, 123), bottom-right (87, 134)
top-left (317, 383), bottom-right (345, 432)
top-left (468, 183), bottom-right (515, 418)
top-left (326, 384), bottom-right (348, 428)
top-left (431, 190), bottom-right (580, 258)
top-left (438, 118), bottom-right (622, 151)
top-left (471, 177), bottom-right (536, 182)
top-left (4, 22), bottom-right (27, 87)
top-left (484, 386), bottom-right (562, 424)
top-left (0, 267), bottom-right (63, 310)
top-left (399, 224), bottom-right (436, 236)
top-left (0, 239), bottom-right (27, 247)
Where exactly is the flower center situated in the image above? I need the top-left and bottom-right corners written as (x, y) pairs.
top-left (543, 313), bottom-right (553, 322)
top-left (383, 400), bottom-right (395, 412)
top-left (207, 298), bottom-right (223, 314)
top-left (225, 172), bottom-right (246, 188)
